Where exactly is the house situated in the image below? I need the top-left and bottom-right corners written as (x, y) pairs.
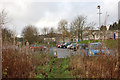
top-left (39, 33), bottom-right (70, 43)
top-left (82, 30), bottom-right (119, 40)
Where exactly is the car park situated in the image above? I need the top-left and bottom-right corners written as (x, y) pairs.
top-left (61, 42), bottom-right (72, 48)
top-left (70, 43), bottom-right (79, 51)
top-left (57, 43), bottom-right (63, 48)
top-left (86, 43), bottom-right (110, 56)
top-left (67, 43), bottom-right (73, 49)
top-left (80, 44), bottom-right (88, 49)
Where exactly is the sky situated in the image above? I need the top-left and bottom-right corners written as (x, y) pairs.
top-left (0, 0), bottom-right (119, 37)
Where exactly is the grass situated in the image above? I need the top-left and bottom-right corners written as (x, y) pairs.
top-left (104, 39), bottom-right (118, 48)
top-left (36, 58), bottom-right (72, 78)
top-left (77, 40), bottom-right (102, 44)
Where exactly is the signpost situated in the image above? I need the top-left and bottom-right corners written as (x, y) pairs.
top-left (53, 50), bottom-right (57, 58)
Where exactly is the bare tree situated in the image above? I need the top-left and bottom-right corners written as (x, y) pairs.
top-left (49, 27), bottom-right (55, 37)
top-left (58, 19), bottom-right (70, 42)
top-left (100, 25), bottom-right (107, 42)
top-left (42, 27), bottom-right (49, 35)
top-left (85, 22), bottom-right (96, 42)
top-left (72, 16), bottom-right (86, 41)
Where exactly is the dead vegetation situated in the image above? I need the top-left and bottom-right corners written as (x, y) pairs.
top-left (2, 43), bottom-right (51, 78)
top-left (69, 53), bottom-right (118, 78)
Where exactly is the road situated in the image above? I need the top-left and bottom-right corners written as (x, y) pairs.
top-left (52, 47), bottom-right (117, 58)
top-left (52, 47), bottom-right (77, 58)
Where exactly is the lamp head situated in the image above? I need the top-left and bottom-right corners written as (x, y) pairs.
top-left (97, 5), bottom-right (100, 9)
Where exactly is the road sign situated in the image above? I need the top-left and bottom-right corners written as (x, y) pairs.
top-left (114, 33), bottom-right (116, 39)
top-left (53, 50), bottom-right (57, 58)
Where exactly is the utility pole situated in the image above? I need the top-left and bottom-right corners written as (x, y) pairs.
top-left (97, 5), bottom-right (102, 43)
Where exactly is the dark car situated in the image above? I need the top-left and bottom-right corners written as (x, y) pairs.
top-left (61, 42), bottom-right (72, 48)
top-left (70, 43), bottom-right (79, 51)
top-left (80, 44), bottom-right (88, 49)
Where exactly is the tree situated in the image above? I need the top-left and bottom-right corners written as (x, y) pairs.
top-left (42, 27), bottom-right (49, 35)
top-left (22, 25), bottom-right (38, 44)
top-left (2, 28), bottom-right (13, 42)
top-left (109, 22), bottom-right (118, 30)
top-left (49, 27), bottom-right (55, 38)
top-left (100, 25), bottom-right (107, 31)
top-left (84, 22), bottom-right (96, 42)
top-left (109, 25), bottom-right (113, 30)
top-left (72, 15), bottom-right (86, 41)
top-left (100, 25), bottom-right (107, 42)
top-left (118, 19), bottom-right (120, 30)
top-left (70, 22), bottom-right (76, 42)
top-left (58, 19), bottom-right (70, 42)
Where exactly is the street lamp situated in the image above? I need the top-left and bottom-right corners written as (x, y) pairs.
top-left (97, 5), bottom-right (102, 43)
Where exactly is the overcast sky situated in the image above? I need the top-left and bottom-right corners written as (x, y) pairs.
top-left (0, 0), bottom-right (119, 37)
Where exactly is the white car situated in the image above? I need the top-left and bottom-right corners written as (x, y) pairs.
top-left (67, 43), bottom-right (74, 49)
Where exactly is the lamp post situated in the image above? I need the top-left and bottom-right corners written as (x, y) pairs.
top-left (97, 5), bottom-right (102, 43)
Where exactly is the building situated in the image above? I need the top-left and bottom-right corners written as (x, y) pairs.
top-left (118, 1), bottom-right (120, 20)
top-left (39, 33), bottom-right (70, 43)
top-left (82, 30), bottom-right (119, 40)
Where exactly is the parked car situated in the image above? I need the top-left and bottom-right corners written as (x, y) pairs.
top-left (80, 44), bottom-right (88, 49)
top-left (86, 43), bottom-right (110, 56)
top-left (29, 44), bottom-right (47, 51)
top-left (70, 43), bottom-right (79, 51)
top-left (61, 42), bottom-right (72, 48)
top-left (67, 43), bottom-right (73, 49)
top-left (57, 43), bottom-right (63, 48)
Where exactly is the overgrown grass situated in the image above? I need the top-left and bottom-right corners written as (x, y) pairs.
top-left (36, 58), bottom-right (71, 78)
top-left (2, 45), bottom-right (52, 78)
top-left (2, 49), bottom-right (34, 78)
top-left (2, 40), bottom-right (118, 78)
top-left (69, 53), bottom-right (118, 78)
